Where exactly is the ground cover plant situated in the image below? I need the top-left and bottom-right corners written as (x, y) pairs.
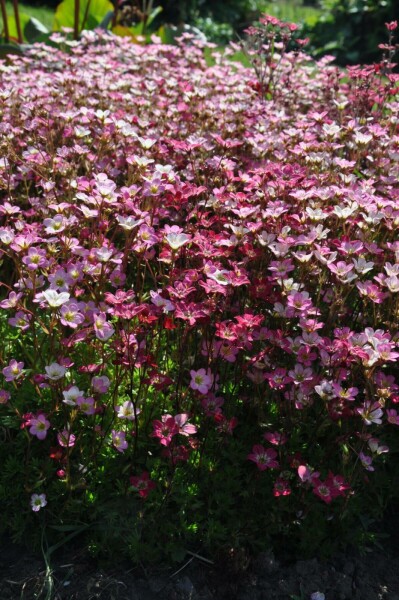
top-left (0, 18), bottom-right (399, 571)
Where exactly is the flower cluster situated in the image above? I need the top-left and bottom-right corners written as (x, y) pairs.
top-left (0, 22), bottom-right (398, 559)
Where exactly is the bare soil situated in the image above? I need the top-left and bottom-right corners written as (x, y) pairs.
top-left (1, 536), bottom-right (399, 600)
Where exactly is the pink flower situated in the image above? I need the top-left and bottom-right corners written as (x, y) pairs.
top-left (214, 414), bottom-right (238, 435)
top-left (265, 368), bottom-right (291, 390)
top-left (359, 452), bottom-right (374, 472)
top-left (190, 368), bottom-right (212, 394)
top-left (130, 472), bottom-right (156, 498)
top-left (2, 359), bottom-right (24, 382)
top-left (297, 465), bottom-right (320, 483)
top-left (22, 247), bottom-right (48, 270)
top-left (386, 409), bottom-right (399, 425)
top-left (92, 375), bottom-right (111, 394)
top-left (76, 396), bottom-right (96, 415)
top-left (286, 291), bottom-right (313, 313)
top-left (201, 394), bottom-right (224, 416)
top-left (356, 401), bottom-right (383, 425)
top-left (8, 311), bottom-right (31, 330)
top-left (325, 472), bottom-right (350, 498)
top-left (174, 413), bottom-right (197, 436)
top-left (93, 313), bottom-right (115, 341)
top-left (247, 445), bottom-right (279, 470)
top-left (162, 444), bottom-right (190, 463)
top-left (264, 431), bottom-right (287, 445)
top-left (112, 430), bottom-right (128, 453)
top-left (0, 389), bottom-right (10, 404)
top-left (29, 414), bottom-right (50, 440)
top-left (57, 429), bottom-right (76, 447)
top-left (60, 302), bottom-right (85, 328)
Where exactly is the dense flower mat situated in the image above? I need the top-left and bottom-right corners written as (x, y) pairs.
top-left (0, 27), bottom-right (399, 561)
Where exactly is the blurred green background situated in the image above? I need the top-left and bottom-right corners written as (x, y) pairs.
top-left (1, 0), bottom-right (399, 65)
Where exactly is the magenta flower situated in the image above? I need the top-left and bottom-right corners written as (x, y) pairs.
top-left (264, 431), bottom-right (287, 445)
top-left (247, 445), bottom-right (279, 470)
top-left (201, 394), bottom-right (224, 416)
top-left (273, 478), bottom-right (291, 497)
top-left (151, 415), bottom-right (179, 446)
top-left (312, 480), bottom-right (334, 503)
top-left (29, 414), bottom-right (50, 440)
top-left (130, 472), bottom-right (156, 498)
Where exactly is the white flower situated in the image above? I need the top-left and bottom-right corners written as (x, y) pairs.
top-left (164, 232), bottom-right (191, 250)
top-left (385, 276), bottom-right (399, 293)
top-left (115, 400), bottom-right (140, 420)
top-left (45, 363), bottom-right (66, 381)
top-left (116, 215), bottom-right (143, 230)
top-left (31, 493), bottom-right (47, 512)
top-left (41, 290), bottom-right (70, 307)
top-left (207, 269), bottom-right (231, 285)
top-left (63, 386), bottom-right (85, 406)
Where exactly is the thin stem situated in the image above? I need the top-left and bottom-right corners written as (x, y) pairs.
top-left (12, 0), bottom-right (23, 43)
top-left (0, 0), bottom-right (9, 42)
top-left (74, 0), bottom-right (80, 40)
top-left (81, 0), bottom-right (92, 33)
top-left (112, 0), bottom-right (118, 28)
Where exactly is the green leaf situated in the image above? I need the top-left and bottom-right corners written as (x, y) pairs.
top-left (157, 24), bottom-right (176, 45)
top-left (145, 5), bottom-right (162, 28)
top-left (53, 0), bottom-right (114, 33)
top-left (4, 12), bottom-right (31, 42)
top-left (98, 10), bottom-right (114, 30)
top-left (24, 17), bottom-right (50, 43)
top-left (0, 43), bottom-right (24, 57)
top-left (112, 25), bottom-right (141, 42)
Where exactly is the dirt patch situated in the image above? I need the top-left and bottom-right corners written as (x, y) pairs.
top-left (1, 538), bottom-right (399, 600)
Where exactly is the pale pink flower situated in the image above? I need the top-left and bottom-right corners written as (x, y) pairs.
top-left (29, 414), bottom-right (50, 440)
top-left (112, 430), bottom-right (128, 453)
top-left (190, 368), bottom-right (212, 394)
